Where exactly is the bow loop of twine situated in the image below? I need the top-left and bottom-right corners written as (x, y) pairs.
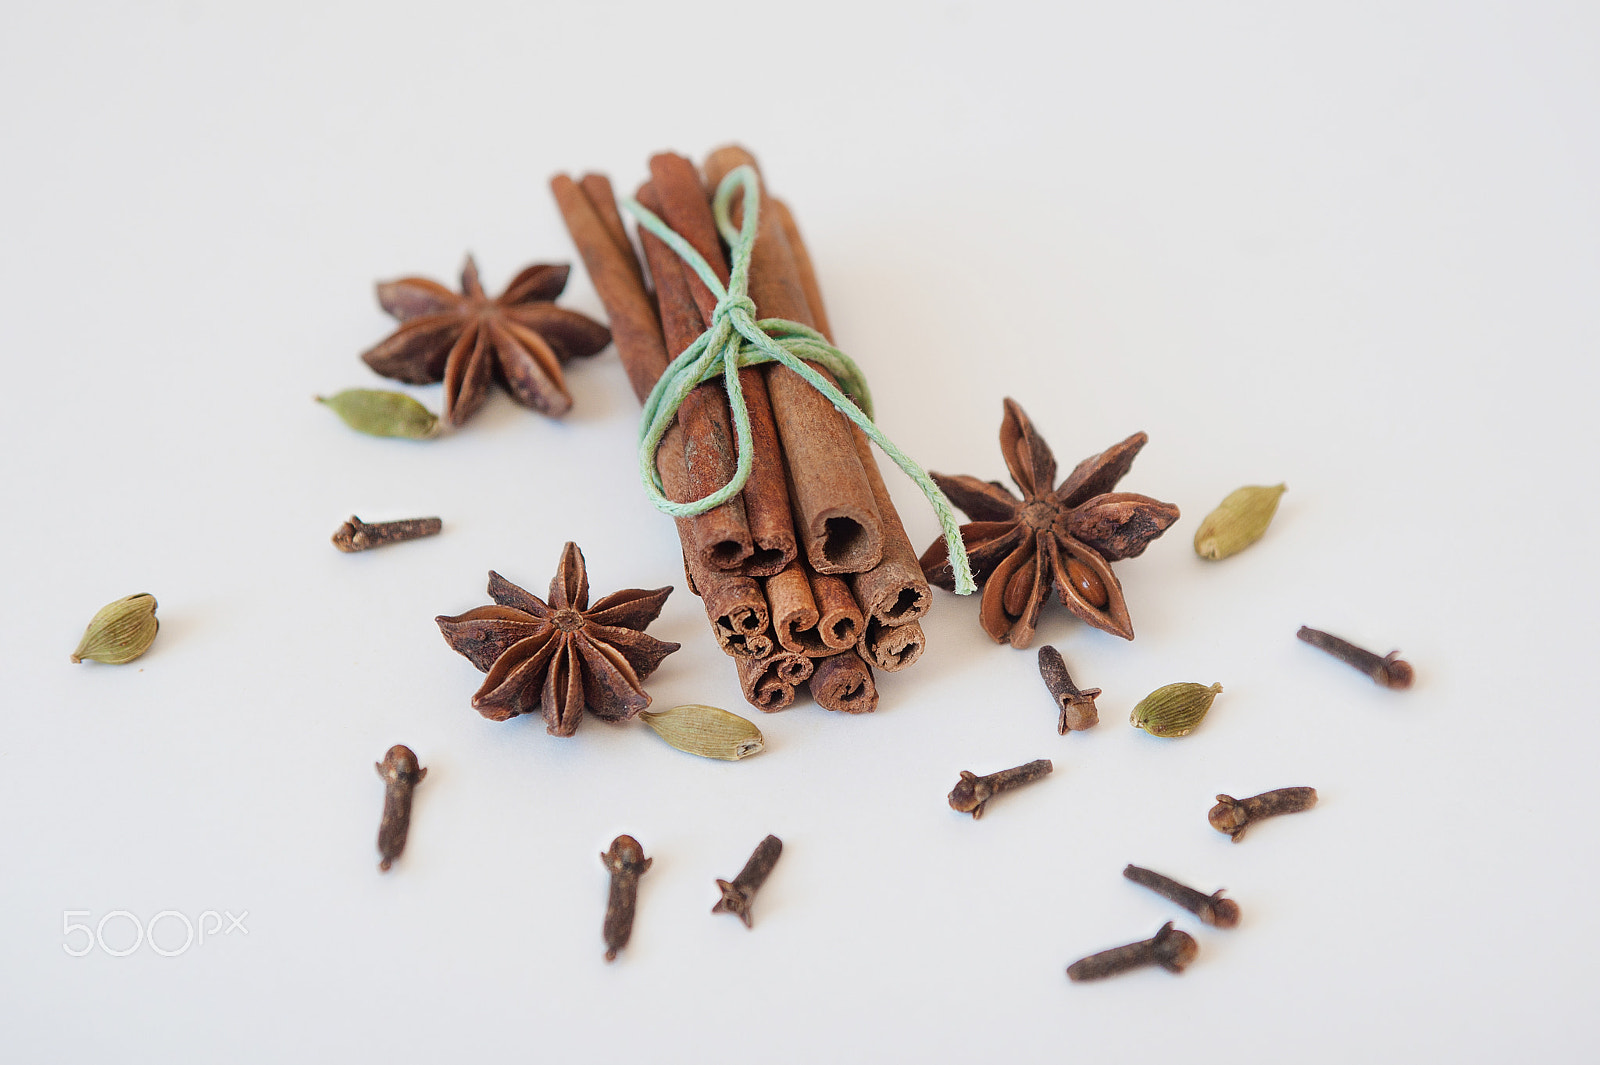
top-left (623, 165), bottom-right (973, 596)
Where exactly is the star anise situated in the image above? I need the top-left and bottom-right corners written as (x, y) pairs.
top-left (919, 399), bottom-right (1180, 648)
top-left (435, 543), bottom-right (680, 736)
top-left (361, 256), bottom-right (610, 426)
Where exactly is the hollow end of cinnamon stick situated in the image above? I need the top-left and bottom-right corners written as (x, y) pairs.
top-left (809, 568), bottom-right (863, 651)
top-left (846, 423), bottom-right (933, 629)
top-left (776, 652), bottom-right (815, 686)
top-left (704, 538), bottom-right (752, 570)
top-left (817, 516), bottom-right (879, 573)
top-left (744, 544), bottom-right (792, 576)
top-left (737, 651), bottom-right (807, 712)
top-left (694, 566), bottom-right (773, 658)
top-left (860, 618), bottom-right (926, 673)
top-left (767, 559), bottom-right (823, 656)
top-left (808, 653), bottom-right (878, 714)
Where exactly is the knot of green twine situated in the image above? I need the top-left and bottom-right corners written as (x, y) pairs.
top-left (623, 166), bottom-right (974, 596)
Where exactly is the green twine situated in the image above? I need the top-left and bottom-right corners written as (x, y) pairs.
top-left (623, 166), bottom-right (974, 596)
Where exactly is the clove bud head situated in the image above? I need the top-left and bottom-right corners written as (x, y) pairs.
top-left (1208, 795), bottom-right (1248, 835)
top-left (1151, 922), bottom-right (1200, 973)
top-left (602, 835), bottom-right (651, 876)
top-left (71, 593), bottom-right (159, 664)
top-left (377, 744), bottom-right (425, 785)
top-left (947, 770), bottom-right (991, 814)
top-left (1206, 895), bottom-right (1243, 929)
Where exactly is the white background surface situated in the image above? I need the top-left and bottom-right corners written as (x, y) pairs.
top-left (3, 1), bottom-right (1597, 1061)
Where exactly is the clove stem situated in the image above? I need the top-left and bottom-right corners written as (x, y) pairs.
top-left (334, 515), bottom-right (442, 552)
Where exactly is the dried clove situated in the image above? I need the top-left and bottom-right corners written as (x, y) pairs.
top-left (375, 745), bottom-right (426, 872)
top-left (600, 835), bottom-right (652, 961)
top-left (1297, 626), bottom-right (1413, 689)
top-left (712, 834), bottom-right (784, 928)
top-left (1037, 645), bottom-right (1101, 733)
top-left (332, 515), bottom-right (443, 552)
top-left (1209, 787), bottom-right (1318, 842)
top-left (948, 759), bottom-right (1052, 819)
top-left (1123, 864), bottom-right (1240, 928)
top-left (1067, 921), bottom-right (1198, 982)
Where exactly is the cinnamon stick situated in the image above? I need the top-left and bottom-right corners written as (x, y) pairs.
top-left (847, 426), bottom-right (933, 627)
top-left (735, 649), bottom-right (816, 713)
top-left (808, 565), bottom-right (863, 652)
top-left (648, 153), bottom-right (797, 577)
top-left (765, 557), bottom-right (824, 656)
top-left (636, 181), bottom-right (754, 572)
top-left (552, 173), bottom-right (773, 659)
top-left (765, 556), bottom-right (863, 656)
top-left (773, 193), bottom-right (933, 629)
top-left (550, 173), bottom-right (668, 403)
top-left (858, 618), bottom-right (926, 673)
top-left (767, 196), bottom-right (833, 340)
top-left (807, 652), bottom-right (879, 714)
top-left (657, 419), bottom-right (772, 659)
top-left (578, 173), bottom-right (646, 295)
top-left (704, 145), bottom-right (884, 576)
top-left (699, 574), bottom-right (775, 659)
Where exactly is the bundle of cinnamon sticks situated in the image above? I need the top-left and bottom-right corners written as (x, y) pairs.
top-left (551, 146), bottom-right (931, 713)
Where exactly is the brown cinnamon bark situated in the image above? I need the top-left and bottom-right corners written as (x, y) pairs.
top-left (636, 181), bottom-right (753, 572)
top-left (807, 652), bottom-right (879, 714)
top-left (699, 574), bottom-right (775, 658)
top-left (765, 557), bottom-right (824, 656)
top-left (765, 556), bottom-right (862, 656)
top-left (704, 146), bottom-right (884, 576)
top-left (735, 649), bottom-right (816, 712)
top-left (553, 173), bottom-right (773, 660)
top-left (551, 174), bottom-right (669, 402)
top-left (858, 618), bottom-right (926, 673)
top-left (847, 427), bottom-right (934, 628)
top-left (657, 419), bottom-right (771, 659)
top-left (578, 173), bottom-right (646, 295)
top-left (648, 153), bottom-right (797, 577)
top-left (768, 196), bottom-right (833, 341)
top-left (774, 194), bottom-right (933, 630)
top-left (808, 565), bottom-right (863, 652)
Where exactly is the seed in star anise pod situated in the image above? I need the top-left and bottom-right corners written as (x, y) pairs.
top-left (919, 399), bottom-right (1180, 648)
top-left (361, 256), bottom-right (611, 426)
top-left (435, 543), bottom-right (680, 736)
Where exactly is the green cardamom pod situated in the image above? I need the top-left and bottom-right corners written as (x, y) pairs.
top-left (71, 593), bottom-right (159, 664)
top-left (639, 704), bottom-right (765, 760)
top-left (1193, 484), bottom-right (1287, 560)
top-left (318, 389), bottom-right (439, 439)
top-left (1130, 681), bottom-right (1223, 737)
